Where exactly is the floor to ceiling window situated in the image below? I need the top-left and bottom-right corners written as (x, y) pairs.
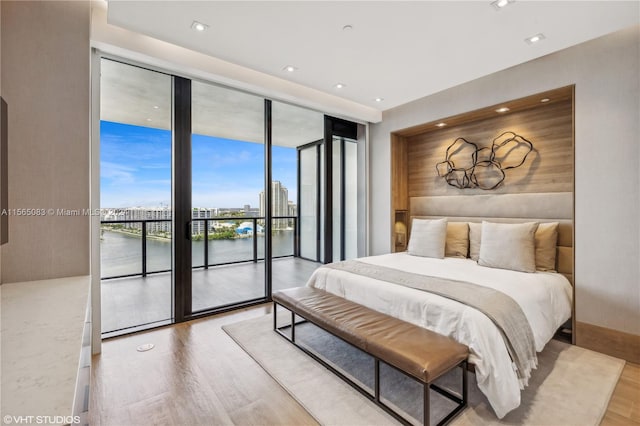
top-left (97, 56), bottom-right (364, 336)
top-left (99, 59), bottom-right (173, 335)
top-left (332, 135), bottom-right (359, 262)
top-left (295, 117), bottom-right (360, 264)
top-left (272, 101), bottom-right (325, 289)
top-left (190, 80), bottom-right (267, 312)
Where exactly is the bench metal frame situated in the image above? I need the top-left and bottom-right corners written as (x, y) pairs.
top-left (273, 302), bottom-right (468, 426)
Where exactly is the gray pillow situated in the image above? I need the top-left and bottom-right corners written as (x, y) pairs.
top-left (478, 221), bottom-right (539, 273)
top-left (408, 218), bottom-right (447, 259)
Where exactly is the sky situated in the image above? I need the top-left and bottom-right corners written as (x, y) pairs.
top-left (101, 121), bottom-right (297, 208)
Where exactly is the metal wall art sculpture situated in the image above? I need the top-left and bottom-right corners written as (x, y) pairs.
top-left (436, 131), bottom-right (534, 190)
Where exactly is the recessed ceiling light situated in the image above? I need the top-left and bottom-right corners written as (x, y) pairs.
top-left (436, 122), bottom-right (447, 128)
top-left (334, 83), bottom-right (346, 89)
top-left (283, 65), bottom-right (297, 73)
top-left (491, 0), bottom-right (513, 10)
top-left (342, 24), bottom-right (353, 31)
top-left (525, 33), bottom-right (546, 44)
top-left (191, 21), bottom-right (208, 32)
top-left (146, 118), bottom-right (153, 122)
top-left (540, 98), bottom-right (550, 103)
top-left (495, 107), bottom-right (510, 113)
top-left (375, 97), bottom-right (384, 102)
top-left (153, 105), bottom-right (159, 109)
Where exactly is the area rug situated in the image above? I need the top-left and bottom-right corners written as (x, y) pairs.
top-left (223, 314), bottom-right (625, 426)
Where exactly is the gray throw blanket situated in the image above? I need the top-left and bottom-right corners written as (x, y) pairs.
top-left (321, 260), bottom-right (537, 383)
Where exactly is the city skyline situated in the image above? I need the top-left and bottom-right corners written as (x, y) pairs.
top-left (101, 121), bottom-right (298, 209)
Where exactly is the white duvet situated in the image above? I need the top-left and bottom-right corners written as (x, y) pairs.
top-left (306, 252), bottom-right (573, 419)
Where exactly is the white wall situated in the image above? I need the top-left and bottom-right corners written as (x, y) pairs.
top-left (1, 1), bottom-right (91, 282)
top-left (369, 26), bottom-right (640, 335)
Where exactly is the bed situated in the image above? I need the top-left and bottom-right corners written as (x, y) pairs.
top-left (305, 193), bottom-right (574, 419)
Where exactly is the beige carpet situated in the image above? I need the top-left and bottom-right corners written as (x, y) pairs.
top-left (223, 314), bottom-right (625, 426)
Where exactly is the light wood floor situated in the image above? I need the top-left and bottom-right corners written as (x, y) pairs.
top-left (101, 257), bottom-right (320, 334)
top-left (90, 303), bottom-right (318, 426)
top-left (602, 362), bottom-right (640, 426)
top-left (91, 304), bottom-right (640, 426)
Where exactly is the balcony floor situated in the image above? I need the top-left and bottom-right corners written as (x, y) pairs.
top-left (101, 257), bottom-right (320, 335)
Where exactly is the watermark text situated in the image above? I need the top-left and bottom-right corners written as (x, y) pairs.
top-left (3, 415), bottom-right (81, 424)
top-left (0, 208), bottom-right (105, 217)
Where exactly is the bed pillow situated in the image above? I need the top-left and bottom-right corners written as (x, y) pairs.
top-left (535, 222), bottom-right (559, 272)
top-left (445, 222), bottom-right (469, 258)
top-left (408, 218), bottom-right (447, 259)
top-left (468, 222), bottom-right (482, 261)
top-left (478, 221), bottom-right (539, 273)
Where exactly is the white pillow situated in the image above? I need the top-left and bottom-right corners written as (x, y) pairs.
top-left (478, 221), bottom-right (539, 273)
top-left (408, 218), bottom-right (447, 259)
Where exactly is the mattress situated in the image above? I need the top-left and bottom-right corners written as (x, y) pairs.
top-left (306, 252), bottom-right (573, 418)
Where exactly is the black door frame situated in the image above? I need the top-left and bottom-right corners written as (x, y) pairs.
top-left (172, 76), bottom-right (192, 323)
top-left (100, 57), bottom-right (360, 328)
top-left (174, 89), bottom-right (275, 321)
top-left (296, 116), bottom-right (357, 264)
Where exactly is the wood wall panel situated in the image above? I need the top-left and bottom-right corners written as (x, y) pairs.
top-left (390, 134), bottom-right (409, 252)
top-left (391, 134), bottom-right (408, 211)
top-left (407, 99), bottom-right (573, 197)
top-left (577, 321), bottom-right (640, 364)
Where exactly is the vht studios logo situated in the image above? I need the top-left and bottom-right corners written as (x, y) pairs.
top-left (3, 415), bottom-right (81, 424)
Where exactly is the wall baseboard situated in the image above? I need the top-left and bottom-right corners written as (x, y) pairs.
top-left (576, 321), bottom-right (640, 364)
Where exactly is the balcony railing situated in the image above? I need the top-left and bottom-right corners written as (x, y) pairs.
top-left (100, 216), bottom-right (298, 280)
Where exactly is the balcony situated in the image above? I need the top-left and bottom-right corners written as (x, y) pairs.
top-left (100, 216), bottom-right (320, 335)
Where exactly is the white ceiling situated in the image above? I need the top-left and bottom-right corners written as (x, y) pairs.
top-left (101, 58), bottom-right (324, 147)
top-left (107, 1), bottom-right (639, 112)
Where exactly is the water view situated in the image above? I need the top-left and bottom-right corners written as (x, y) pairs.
top-left (100, 228), bottom-right (295, 278)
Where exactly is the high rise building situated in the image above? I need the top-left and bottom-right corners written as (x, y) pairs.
top-left (259, 181), bottom-right (293, 229)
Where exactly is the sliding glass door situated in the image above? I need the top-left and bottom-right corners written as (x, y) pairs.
top-left (190, 81), bottom-right (266, 312)
top-left (98, 56), bottom-right (362, 335)
top-left (296, 117), bottom-right (359, 264)
top-left (99, 59), bottom-right (173, 335)
top-left (272, 101), bottom-right (324, 288)
top-left (298, 143), bottom-right (322, 262)
top-left (332, 135), bottom-right (358, 262)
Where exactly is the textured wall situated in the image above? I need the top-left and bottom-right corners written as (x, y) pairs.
top-left (370, 26), bottom-right (640, 335)
top-left (1, 1), bottom-right (91, 282)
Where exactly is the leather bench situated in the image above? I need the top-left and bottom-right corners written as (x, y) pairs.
top-left (273, 286), bottom-right (469, 426)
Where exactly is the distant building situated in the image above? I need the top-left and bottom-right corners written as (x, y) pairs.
top-left (217, 207), bottom-right (259, 217)
top-left (191, 208), bottom-right (218, 235)
top-left (101, 207), bottom-right (172, 233)
top-left (101, 204), bottom-right (262, 236)
top-left (259, 181), bottom-right (295, 230)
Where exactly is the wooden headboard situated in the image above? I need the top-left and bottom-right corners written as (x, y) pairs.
top-left (409, 192), bottom-right (573, 284)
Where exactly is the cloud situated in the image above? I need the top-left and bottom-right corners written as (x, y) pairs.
top-left (101, 161), bottom-right (137, 185)
top-left (101, 187), bottom-right (171, 208)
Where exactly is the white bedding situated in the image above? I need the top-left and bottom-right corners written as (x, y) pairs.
top-left (306, 252), bottom-right (573, 419)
